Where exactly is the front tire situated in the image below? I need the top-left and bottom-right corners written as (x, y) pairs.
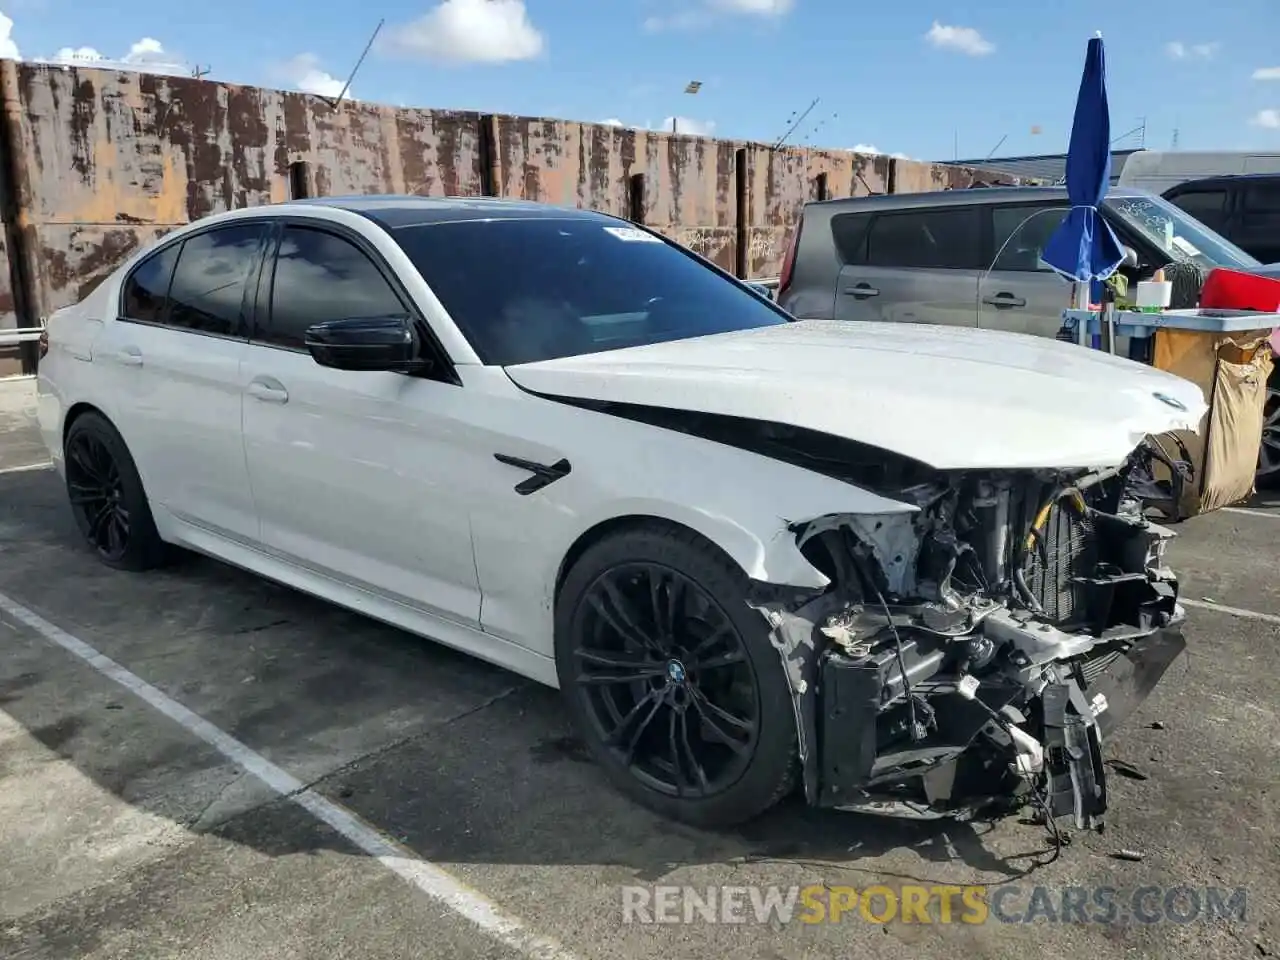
top-left (554, 523), bottom-right (798, 827)
top-left (63, 412), bottom-right (167, 571)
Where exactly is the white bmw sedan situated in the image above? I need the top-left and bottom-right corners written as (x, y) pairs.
top-left (37, 196), bottom-right (1207, 830)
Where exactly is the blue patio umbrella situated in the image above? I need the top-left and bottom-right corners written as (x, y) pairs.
top-left (1041, 33), bottom-right (1125, 315)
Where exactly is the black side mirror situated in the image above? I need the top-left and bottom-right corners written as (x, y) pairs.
top-left (304, 315), bottom-right (428, 373)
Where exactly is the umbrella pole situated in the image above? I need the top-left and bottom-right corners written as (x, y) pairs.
top-left (1073, 282), bottom-right (1091, 345)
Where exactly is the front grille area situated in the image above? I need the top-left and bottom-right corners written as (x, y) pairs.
top-left (1024, 500), bottom-right (1099, 624)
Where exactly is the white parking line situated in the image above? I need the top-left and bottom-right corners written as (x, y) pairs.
top-left (0, 461), bottom-right (52, 475)
top-left (1220, 506), bottom-right (1280, 520)
top-left (1183, 597), bottom-right (1280, 626)
top-left (0, 589), bottom-right (579, 960)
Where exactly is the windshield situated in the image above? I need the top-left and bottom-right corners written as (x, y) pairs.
top-left (391, 218), bottom-right (789, 365)
top-left (1103, 194), bottom-right (1260, 269)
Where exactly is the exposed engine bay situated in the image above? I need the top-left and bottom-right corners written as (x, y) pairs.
top-left (573, 402), bottom-right (1192, 831)
top-left (746, 433), bottom-right (1189, 831)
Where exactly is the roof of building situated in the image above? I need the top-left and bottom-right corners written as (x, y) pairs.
top-left (937, 148), bottom-right (1146, 185)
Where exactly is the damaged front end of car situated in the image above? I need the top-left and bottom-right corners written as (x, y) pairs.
top-left (746, 440), bottom-right (1189, 831)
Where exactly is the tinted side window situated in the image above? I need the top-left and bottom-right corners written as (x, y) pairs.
top-left (864, 208), bottom-right (980, 269)
top-left (167, 224), bottom-right (265, 336)
top-left (1243, 180), bottom-right (1280, 212)
top-left (120, 243), bottom-right (180, 322)
top-left (991, 203), bottom-right (1069, 272)
top-left (831, 212), bottom-right (872, 264)
top-left (264, 226), bottom-right (405, 349)
top-left (1237, 181), bottom-right (1280, 260)
top-left (1166, 188), bottom-right (1229, 233)
top-left (392, 219), bottom-right (788, 366)
top-left (1241, 181), bottom-right (1280, 228)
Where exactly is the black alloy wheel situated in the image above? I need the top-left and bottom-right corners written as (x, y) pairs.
top-left (66, 428), bottom-right (131, 562)
top-left (63, 412), bottom-right (166, 571)
top-left (571, 561), bottom-right (761, 799)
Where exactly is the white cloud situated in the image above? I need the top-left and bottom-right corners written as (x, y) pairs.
top-left (849, 143), bottom-right (909, 160)
top-left (1166, 40), bottom-right (1219, 60)
top-left (0, 13), bottom-right (19, 59)
top-left (599, 117), bottom-right (714, 134)
top-left (119, 38), bottom-right (188, 73)
top-left (1251, 108), bottom-right (1280, 129)
top-left (1253, 66), bottom-right (1280, 80)
top-left (271, 54), bottom-right (351, 98)
top-left (39, 36), bottom-right (189, 75)
top-left (645, 0), bottom-right (792, 31)
top-left (0, 14), bottom-right (188, 75)
top-left (381, 0), bottom-right (545, 64)
top-left (663, 115), bottom-right (715, 136)
top-left (924, 21), bottom-right (994, 56)
top-left (708, 0), bottom-right (794, 14)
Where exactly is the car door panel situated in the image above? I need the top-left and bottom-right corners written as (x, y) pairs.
top-left (241, 351), bottom-right (484, 627)
top-left (832, 206), bottom-right (982, 327)
top-left (835, 265), bottom-right (979, 325)
top-left (977, 270), bottom-right (1068, 337)
top-left (105, 223), bottom-right (266, 542)
top-left (979, 203), bottom-right (1074, 339)
top-left (240, 221), bottom-right (483, 629)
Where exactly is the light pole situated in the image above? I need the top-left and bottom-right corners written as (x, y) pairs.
top-left (673, 80), bottom-right (702, 134)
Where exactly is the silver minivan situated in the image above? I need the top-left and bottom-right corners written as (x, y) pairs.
top-left (775, 185), bottom-right (1263, 339)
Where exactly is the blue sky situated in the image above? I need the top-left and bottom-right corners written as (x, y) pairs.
top-left (2, 0), bottom-right (1278, 161)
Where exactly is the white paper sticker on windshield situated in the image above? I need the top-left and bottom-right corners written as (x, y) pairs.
top-left (1170, 236), bottom-right (1201, 258)
top-left (604, 226), bottom-right (662, 243)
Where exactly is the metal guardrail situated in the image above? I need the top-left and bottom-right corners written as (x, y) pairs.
top-left (0, 326), bottom-right (44, 346)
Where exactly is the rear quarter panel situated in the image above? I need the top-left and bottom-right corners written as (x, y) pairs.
top-left (36, 284), bottom-right (121, 474)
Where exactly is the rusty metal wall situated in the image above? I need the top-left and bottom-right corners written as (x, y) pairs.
top-left (0, 60), bottom-right (1016, 326)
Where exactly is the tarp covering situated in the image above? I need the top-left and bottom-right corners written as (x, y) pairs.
top-left (1150, 328), bottom-right (1275, 517)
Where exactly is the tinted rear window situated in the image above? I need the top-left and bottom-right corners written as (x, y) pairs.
top-left (863, 208), bottom-right (982, 270)
top-left (391, 219), bottom-right (788, 366)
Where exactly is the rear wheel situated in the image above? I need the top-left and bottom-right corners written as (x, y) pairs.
top-left (64, 412), bottom-right (167, 571)
top-left (555, 523), bottom-right (798, 827)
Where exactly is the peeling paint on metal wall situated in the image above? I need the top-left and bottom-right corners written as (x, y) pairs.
top-left (12, 63), bottom-right (485, 314)
top-left (7, 62), bottom-right (1000, 318)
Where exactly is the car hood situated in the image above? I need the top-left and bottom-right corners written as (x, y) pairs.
top-left (504, 319), bottom-right (1209, 471)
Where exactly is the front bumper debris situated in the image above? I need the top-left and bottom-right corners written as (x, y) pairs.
top-left (811, 618), bottom-right (1185, 829)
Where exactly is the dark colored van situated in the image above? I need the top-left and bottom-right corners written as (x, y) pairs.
top-left (1162, 173), bottom-right (1280, 265)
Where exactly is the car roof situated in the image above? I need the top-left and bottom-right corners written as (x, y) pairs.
top-left (803, 184), bottom-right (1156, 213)
top-left (1163, 172), bottom-right (1280, 188)
top-left (281, 194), bottom-right (621, 229)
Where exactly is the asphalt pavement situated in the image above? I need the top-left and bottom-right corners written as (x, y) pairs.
top-left (1, 377), bottom-right (1277, 960)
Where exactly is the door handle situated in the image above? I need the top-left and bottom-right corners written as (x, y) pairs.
top-left (247, 380), bottom-right (289, 404)
top-left (843, 283), bottom-right (880, 299)
top-left (983, 293), bottom-right (1027, 309)
top-left (115, 347), bottom-right (143, 367)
